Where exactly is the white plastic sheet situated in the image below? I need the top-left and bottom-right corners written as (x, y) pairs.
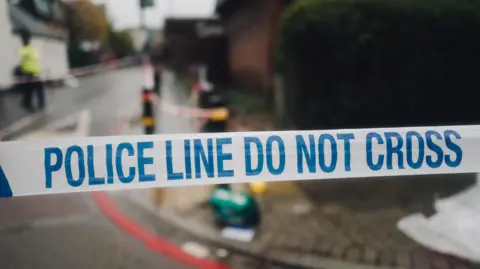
top-left (398, 177), bottom-right (480, 263)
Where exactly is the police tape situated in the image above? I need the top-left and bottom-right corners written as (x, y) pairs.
top-left (0, 124), bottom-right (472, 198)
top-left (11, 56), bottom-right (138, 86)
top-left (140, 58), bottom-right (229, 121)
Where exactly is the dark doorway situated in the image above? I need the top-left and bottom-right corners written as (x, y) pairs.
top-left (206, 36), bottom-right (229, 86)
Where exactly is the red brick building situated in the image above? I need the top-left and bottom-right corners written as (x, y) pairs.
top-left (215, 0), bottom-right (293, 92)
top-left (162, 18), bottom-right (228, 84)
top-left (163, 18), bottom-right (219, 67)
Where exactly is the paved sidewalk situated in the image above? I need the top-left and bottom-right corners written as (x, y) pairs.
top-left (128, 71), bottom-right (476, 269)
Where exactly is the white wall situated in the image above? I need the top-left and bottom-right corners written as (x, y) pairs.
top-left (0, 0), bottom-right (19, 90)
top-left (32, 38), bottom-right (69, 81)
top-left (0, 1), bottom-right (69, 90)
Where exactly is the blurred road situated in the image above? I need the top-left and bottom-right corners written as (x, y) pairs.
top-left (0, 67), bottom-right (290, 269)
top-left (0, 68), bottom-right (194, 269)
top-left (0, 194), bottom-right (193, 269)
top-left (0, 67), bottom-right (142, 139)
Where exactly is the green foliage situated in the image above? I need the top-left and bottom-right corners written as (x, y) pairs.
top-left (68, 42), bottom-right (97, 69)
top-left (68, 0), bottom-right (108, 44)
top-left (68, 23), bottom-right (135, 68)
top-left (278, 0), bottom-right (480, 129)
top-left (225, 91), bottom-right (273, 116)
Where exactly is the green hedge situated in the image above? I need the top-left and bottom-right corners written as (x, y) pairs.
top-left (278, 0), bottom-right (480, 130)
top-left (68, 42), bottom-right (97, 69)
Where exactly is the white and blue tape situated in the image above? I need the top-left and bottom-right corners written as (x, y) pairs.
top-left (0, 125), bottom-right (476, 198)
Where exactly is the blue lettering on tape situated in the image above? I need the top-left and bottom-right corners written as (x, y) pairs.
top-left (366, 132), bottom-right (384, 171)
top-left (166, 140), bottom-right (183, 180)
top-left (366, 130), bottom-right (463, 171)
top-left (216, 138), bottom-right (234, 178)
top-left (425, 130), bottom-right (444, 168)
top-left (385, 132), bottom-right (404, 170)
top-left (244, 137), bottom-right (264, 176)
top-left (184, 140), bottom-right (192, 179)
top-left (106, 144), bottom-right (114, 184)
top-left (444, 130), bottom-right (462, 168)
top-left (88, 145), bottom-right (105, 185)
top-left (296, 135), bottom-right (316, 174)
top-left (138, 141), bottom-right (155, 182)
top-left (45, 147), bottom-right (63, 188)
top-left (0, 166), bottom-right (13, 198)
top-left (116, 142), bottom-right (135, 184)
top-left (65, 145), bottom-right (85, 187)
top-left (318, 134), bottom-right (337, 173)
top-left (45, 141), bottom-right (158, 188)
top-left (337, 133), bottom-right (355, 172)
top-left (165, 137), bottom-right (235, 180)
top-left (406, 131), bottom-right (424, 169)
top-left (30, 128), bottom-right (465, 195)
top-left (296, 133), bottom-right (354, 174)
top-left (194, 139), bottom-right (215, 179)
top-left (266, 135), bottom-right (285, 175)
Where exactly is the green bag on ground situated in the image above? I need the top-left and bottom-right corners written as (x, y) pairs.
top-left (209, 184), bottom-right (260, 228)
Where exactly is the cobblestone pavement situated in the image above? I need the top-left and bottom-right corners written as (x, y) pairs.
top-left (170, 172), bottom-right (475, 269)
top-left (298, 174), bottom-right (476, 253)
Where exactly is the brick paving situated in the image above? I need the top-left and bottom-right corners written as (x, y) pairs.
top-left (190, 114), bottom-right (476, 268)
top-left (178, 184), bottom-right (475, 268)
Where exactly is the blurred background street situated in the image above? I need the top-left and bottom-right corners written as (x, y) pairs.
top-left (1, 0), bottom-right (480, 268)
top-left (0, 67), bottom-right (141, 138)
top-left (0, 67), bottom-right (194, 269)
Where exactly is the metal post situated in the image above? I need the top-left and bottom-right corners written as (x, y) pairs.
top-left (142, 88), bottom-right (155, 134)
top-left (139, 3), bottom-right (145, 31)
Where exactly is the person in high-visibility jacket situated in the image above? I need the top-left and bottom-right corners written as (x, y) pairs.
top-left (19, 31), bottom-right (45, 110)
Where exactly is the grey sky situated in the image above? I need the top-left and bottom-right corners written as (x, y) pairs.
top-left (92, 0), bottom-right (217, 29)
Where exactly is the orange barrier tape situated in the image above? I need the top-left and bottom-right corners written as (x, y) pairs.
top-left (142, 117), bottom-right (154, 127)
top-left (210, 108), bottom-right (229, 121)
top-left (142, 92), bottom-right (153, 102)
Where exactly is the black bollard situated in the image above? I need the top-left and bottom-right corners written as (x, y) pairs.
top-left (198, 83), bottom-right (229, 133)
top-left (142, 88), bottom-right (155, 134)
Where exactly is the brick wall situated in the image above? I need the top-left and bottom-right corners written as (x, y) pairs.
top-left (224, 0), bottom-right (288, 92)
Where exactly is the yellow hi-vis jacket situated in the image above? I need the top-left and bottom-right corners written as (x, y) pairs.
top-left (19, 45), bottom-right (41, 75)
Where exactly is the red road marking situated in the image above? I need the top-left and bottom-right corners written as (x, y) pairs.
top-left (91, 192), bottom-right (231, 269)
top-left (92, 117), bottom-right (231, 269)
